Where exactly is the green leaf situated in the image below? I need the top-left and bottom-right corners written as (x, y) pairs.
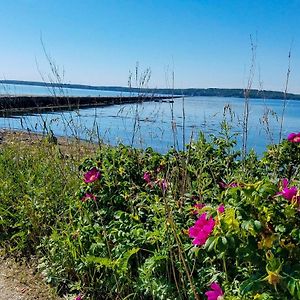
top-left (216, 236), bottom-right (228, 253)
top-left (240, 274), bottom-right (263, 295)
top-left (204, 236), bottom-right (215, 252)
top-left (287, 278), bottom-right (296, 296)
top-left (254, 220), bottom-right (262, 231)
top-left (84, 256), bottom-right (115, 269)
top-left (117, 247), bottom-right (140, 273)
top-left (221, 236), bottom-right (227, 245)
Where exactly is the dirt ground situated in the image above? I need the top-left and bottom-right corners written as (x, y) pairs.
top-left (0, 257), bottom-right (61, 300)
top-left (0, 128), bottom-right (98, 159)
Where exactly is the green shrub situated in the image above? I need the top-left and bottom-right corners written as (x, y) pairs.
top-left (1, 133), bottom-right (300, 299)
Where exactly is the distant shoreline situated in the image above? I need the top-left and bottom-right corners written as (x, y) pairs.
top-left (1, 79), bottom-right (300, 100)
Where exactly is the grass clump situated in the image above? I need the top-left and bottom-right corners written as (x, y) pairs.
top-left (0, 130), bottom-right (300, 299)
top-left (0, 132), bottom-right (85, 254)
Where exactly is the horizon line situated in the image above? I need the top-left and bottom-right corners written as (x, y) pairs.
top-left (0, 79), bottom-right (296, 96)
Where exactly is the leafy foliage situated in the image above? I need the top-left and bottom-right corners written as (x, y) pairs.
top-left (1, 132), bottom-right (300, 299)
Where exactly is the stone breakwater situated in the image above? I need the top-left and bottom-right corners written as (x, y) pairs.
top-left (0, 95), bottom-right (176, 116)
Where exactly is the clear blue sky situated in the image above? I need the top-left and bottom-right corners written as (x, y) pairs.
top-left (0, 0), bottom-right (300, 92)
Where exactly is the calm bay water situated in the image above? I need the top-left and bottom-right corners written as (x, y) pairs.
top-left (0, 83), bottom-right (133, 97)
top-left (0, 84), bottom-right (299, 154)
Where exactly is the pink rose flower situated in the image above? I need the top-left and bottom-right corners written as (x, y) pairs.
top-left (81, 193), bottom-right (96, 202)
top-left (155, 179), bottom-right (168, 192)
top-left (219, 181), bottom-right (238, 189)
top-left (287, 132), bottom-right (300, 143)
top-left (282, 186), bottom-right (298, 201)
top-left (143, 172), bottom-right (151, 183)
top-left (83, 167), bottom-right (101, 183)
top-left (205, 282), bottom-right (224, 300)
top-left (189, 213), bottom-right (215, 246)
top-left (192, 203), bottom-right (205, 215)
top-left (218, 204), bottom-right (225, 214)
top-left (160, 179), bottom-right (168, 192)
top-left (277, 178), bottom-right (298, 201)
top-left (156, 164), bottom-right (165, 173)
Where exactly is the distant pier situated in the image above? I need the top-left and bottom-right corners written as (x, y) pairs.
top-left (0, 95), bottom-right (177, 116)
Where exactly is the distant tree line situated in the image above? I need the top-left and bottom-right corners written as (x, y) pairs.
top-left (1, 80), bottom-right (300, 100)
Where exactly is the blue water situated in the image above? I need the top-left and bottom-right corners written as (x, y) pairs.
top-left (0, 84), bottom-right (299, 154)
top-left (0, 83), bottom-right (134, 97)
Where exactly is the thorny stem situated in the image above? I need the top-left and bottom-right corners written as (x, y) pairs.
top-left (222, 254), bottom-right (229, 283)
top-left (169, 214), bottom-right (200, 300)
top-left (170, 249), bottom-right (183, 299)
top-left (162, 166), bottom-right (200, 300)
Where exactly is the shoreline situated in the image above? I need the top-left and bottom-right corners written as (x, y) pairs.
top-left (0, 128), bottom-right (99, 160)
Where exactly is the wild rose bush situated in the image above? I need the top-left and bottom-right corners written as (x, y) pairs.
top-left (1, 132), bottom-right (300, 299)
top-left (36, 133), bottom-right (300, 300)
